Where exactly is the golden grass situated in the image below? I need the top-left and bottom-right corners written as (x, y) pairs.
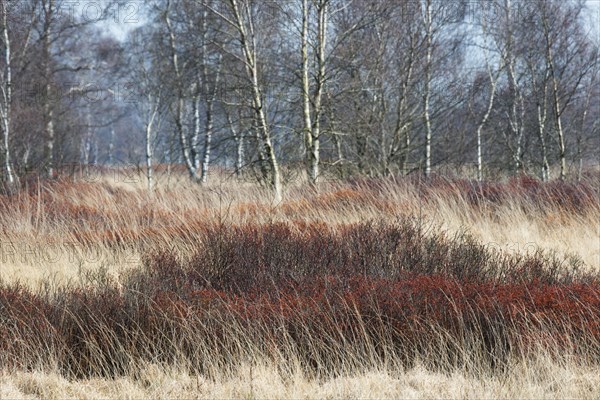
top-left (1, 169), bottom-right (598, 287)
top-left (2, 357), bottom-right (599, 399)
top-left (1, 169), bottom-right (598, 398)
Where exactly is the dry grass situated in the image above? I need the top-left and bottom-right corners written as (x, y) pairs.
top-left (1, 169), bottom-right (598, 287)
top-left (2, 358), bottom-right (599, 400)
top-left (1, 168), bottom-right (599, 398)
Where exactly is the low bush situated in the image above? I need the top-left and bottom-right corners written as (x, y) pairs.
top-left (1, 219), bottom-right (598, 379)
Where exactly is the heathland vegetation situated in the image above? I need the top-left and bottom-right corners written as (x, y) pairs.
top-left (0, 1), bottom-right (598, 396)
top-left (0, 169), bottom-right (598, 398)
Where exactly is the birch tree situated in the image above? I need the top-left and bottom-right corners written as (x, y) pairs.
top-left (28, 0), bottom-right (100, 177)
top-left (537, 0), bottom-right (594, 180)
top-left (129, 26), bottom-right (164, 192)
top-left (0, 0), bottom-right (14, 187)
top-left (472, 14), bottom-right (503, 181)
top-left (388, 2), bottom-right (422, 176)
top-left (215, 0), bottom-right (283, 202)
top-left (163, 0), bottom-right (201, 182)
top-left (471, 59), bottom-right (501, 181)
top-left (497, 0), bottom-right (526, 174)
top-left (523, 43), bottom-right (551, 181)
top-left (194, 5), bottom-right (222, 185)
top-left (301, 0), bottom-right (329, 184)
top-left (421, 0), bottom-right (433, 177)
top-left (143, 88), bottom-right (162, 192)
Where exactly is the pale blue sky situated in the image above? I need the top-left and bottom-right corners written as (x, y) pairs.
top-left (100, 0), bottom-right (599, 43)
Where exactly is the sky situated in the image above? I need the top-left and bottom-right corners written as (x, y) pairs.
top-left (94, 1), bottom-right (145, 41)
top-left (585, 0), bottom-right (600, 42)
top-left (96, 0), bottom-right (599, 43)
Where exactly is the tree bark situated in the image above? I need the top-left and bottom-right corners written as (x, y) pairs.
top-left (536, 79), bottom-right (550, 182)
top-left (422, 0), bottom-right (433, 178)
top-left (301, 0), bottom-right (313, 182)
top-left (228, 0), bottom-right (282, 202)
top-left (542, 16), bottom-right (566, 180)
top-left (301, 0), bottom-right (328, 184)
top-left (0, 0), bottom-right (15, 187)
top-left (503, 0), bottom-right (525, 174)
top-left (43, 0), bottom-right (56, 178)
top-left (145, 104), bottom-right (159, 193)
top-left (164, 0), bottom-right (201, 182)
top-left (476, 50), bottom-right (500, 181)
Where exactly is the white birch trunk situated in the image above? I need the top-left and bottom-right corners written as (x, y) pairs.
top-left (301, 0), bottom-right (328, 184)
top-left (0, 0), bottom-right (14, 186)
top-left (390, 32), bottom-right (416, 175)
top-left (43, 0), bottom-right (56, 178)
top-left (226, 110), bottom-right (245, 176)
top-left (108, 125), bottom-right (115, 165)
top-left (229, 0), bottom-right (282, 202)
top-left (164, 1), bottom-right (201, 182)
top-left (309, 0), bottom-right (328, 184)
top-left (192, 84), bottom-right (201, 171)
top-left (422, 0), bottom-right (433, 178)
top-left (81, 111), bottom-right (92, 166)
top-left (503, 0), bottom-right (525, 174)
top-left (45, 98), bottom-right (55, 177)
top-left (145, 105), bottom-right (159, 193)
top-left (301, 0), bottom-right (312, 180)
top-left (476, 48), bottom-right (500, 181)
top-left (199, 48), bottom-right (222, 185)
top-left (541, 7), bottom-right (567, 180)
top-left (547, 51), bottom-right (566, 180)
top-left (535, 77), bottom-right (550, 182)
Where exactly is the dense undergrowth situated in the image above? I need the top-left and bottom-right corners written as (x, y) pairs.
top-left (1, 218), bottom-right (598, 379)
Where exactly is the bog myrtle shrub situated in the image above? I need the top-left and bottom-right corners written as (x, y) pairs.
top-left (1, 219), bottom-right (598, 378)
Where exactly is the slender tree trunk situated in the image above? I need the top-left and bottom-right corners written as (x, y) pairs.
top-left (390, 36), bottom-right (415, 176)
top-left (145, 109), bottom-right (158, 193)
top-left (199, 55), bottom-right (222, 185)
top-left (254, 124), bottom-right (269, 181)
top-left (192, 85), bottom-right (201, 171)
top-left (577, 76), bottom-right (594, 181)
top-left (195, 9), bottom-right (207, 174)
top-left (165, 1), bottom-right (201, 182)
top-left (310, 0), bottom-right (328, 184)
top-left (226, 110), bottom-right (245, 176)
top-left (476, 60), bottom-right (499, 181)
top-left (537, 105), bottom-right (549, 182)
top-left (301, 0), bottom-right (312, 181)
top-left (535, 78), bottom-right (550, 182)
top-left (301, 0), bottom-right (328, 184)
top-left (502, 0), bottom-right (525, 174)
top-left (235, 133), bottom-right (244, 178)
top-left (548, 57), bottom-right (566, 180)
top-left (422, 0), bottom-right (433, 178)
top-left (509, 88), bottom-right (525, 174)
top-left (108, 125), bottom-right (115, 165)
top-left (200, 109), bottom-right (212, 185)
top-left (333, 131), bottom-right (342, 163)
top-left (43, 0), bottom-right (55, 178)
top-left (228, 0), bottom-right (282, 202)
top-left (0, 0), bottom-right (15, 187)
top-left (325, 92), bottom-right (344, 166)
top-left (81, 111), bottom-right (92, 166)
top-left (91, 137), bottom-right (98, 165)
top-left (541, 6), bottom-right (567, 180)
top-left (554, 87), bottom-right (566, 180)
top-left (236, 132), bottom-right (244, 176)
top-left (44, 98), bottom-right (55, 177)
top-left (577, 136), bottom-right (582, 182)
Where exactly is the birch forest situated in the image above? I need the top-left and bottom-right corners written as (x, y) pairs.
top-left (0, 0), bottom-right (598, 195)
